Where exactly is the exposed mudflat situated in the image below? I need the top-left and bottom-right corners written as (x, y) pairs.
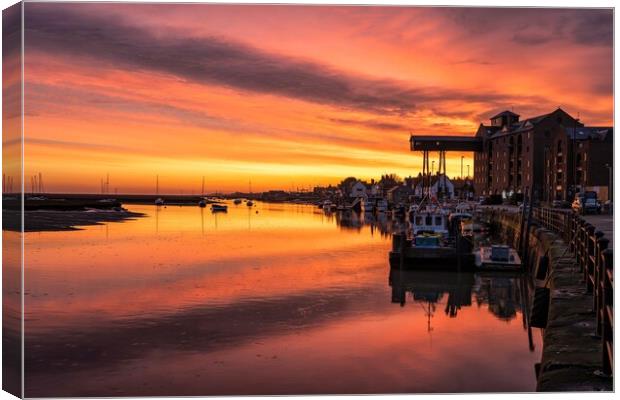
top-left (2, 209), bottom-right (145, 232)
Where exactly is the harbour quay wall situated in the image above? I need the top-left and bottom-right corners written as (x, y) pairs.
top-left (482, 207), bottom-right (613, 391)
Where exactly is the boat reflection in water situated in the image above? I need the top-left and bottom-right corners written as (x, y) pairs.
top-left (389, 268), bottom-right (537, 350)
top-left (333, 209), bottom-right (406, 238)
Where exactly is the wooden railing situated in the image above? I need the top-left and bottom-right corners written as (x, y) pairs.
top-left (532, 207), bottom-right (613, 376)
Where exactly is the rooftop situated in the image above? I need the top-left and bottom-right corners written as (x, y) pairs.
top-left (490, 110), bottom-right (520, 119)
top-left (564, 127), bottom-right (612, 140)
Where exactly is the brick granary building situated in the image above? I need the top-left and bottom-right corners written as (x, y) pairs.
top-left (473, 108), bottom-right (613, 202)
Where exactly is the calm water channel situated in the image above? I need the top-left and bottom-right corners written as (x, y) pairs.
top-left (21, 202), bottom-right (542, 396)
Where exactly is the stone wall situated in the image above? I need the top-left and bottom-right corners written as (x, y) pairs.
top-left (484, 208), bottom-right (612, 391)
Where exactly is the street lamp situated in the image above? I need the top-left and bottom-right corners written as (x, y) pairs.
top-left (605, 163), bottom-right (612, 214)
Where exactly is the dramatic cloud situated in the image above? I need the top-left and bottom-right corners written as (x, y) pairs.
top-left (443, 7), bottom-right (612, 47)
top-left (20, 4), bottom-right (613, 193)
top-left (26, 7), bottom-right (420, 115)
top-left (25, 6), bottom-right (558, 117)
top-left (328, 118), bottom-right (411, 131)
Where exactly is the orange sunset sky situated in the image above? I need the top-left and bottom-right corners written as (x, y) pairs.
top-left (17, 4), bottom-right (613, 194)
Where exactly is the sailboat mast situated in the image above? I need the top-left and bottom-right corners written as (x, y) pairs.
top-left (156, 175), bottom-right (159, 196)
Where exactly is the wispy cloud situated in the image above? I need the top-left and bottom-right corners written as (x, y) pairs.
top-left (25, 5), bottom-right (563, 117)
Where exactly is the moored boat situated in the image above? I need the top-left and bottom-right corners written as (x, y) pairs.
top-left (211, 203), bottom-right (228, 212)
top-left (474, 245), bottom-right (522, 271)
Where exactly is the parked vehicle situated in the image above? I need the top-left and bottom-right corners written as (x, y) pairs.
top-left (572, 196), bottom-right (601, 215)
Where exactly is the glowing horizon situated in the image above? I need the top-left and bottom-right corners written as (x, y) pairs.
top-left (12, 4), bottom-right (613, 194)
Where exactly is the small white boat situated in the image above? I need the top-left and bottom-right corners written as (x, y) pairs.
top-left (475, 245), bottom-right (522, 270)
top-left (211, 204), bottom-right (228, 212)
top-left (155, 198), bottom-right (164, 206)
top-left (323, 200), bottom-right (334, 211)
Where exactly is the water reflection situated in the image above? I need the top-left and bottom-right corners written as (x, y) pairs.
top-left (22, 202), bottom-right (541, 396)
top-left (389, 267), bottom-right (537, 353)
top-left (334, 210), bottom-right (406, 239)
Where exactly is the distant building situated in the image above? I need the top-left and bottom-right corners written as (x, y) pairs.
top-left (452, 178), bottom-right (475, 200)
top-left (349, 181), bottom-right (368, 198)
top-left (261, 190), bottom-right (289, 202)
top-left (368, 182), bottom-right (381, 197)
top-left (387, 185), bottom-right (414, 205)
top-left (414, 174), bottom-right (455, 199)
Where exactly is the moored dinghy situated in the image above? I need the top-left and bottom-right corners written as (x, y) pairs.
top-left (475, 245), bottom-right (522, 271)
top-left (211, 203), bottom-right (228, 212)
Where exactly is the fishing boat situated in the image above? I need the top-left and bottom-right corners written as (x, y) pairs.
top-left (233, 199), bottom-right (242, 205)
top-left (198, 198), bottom-right (207, 208)
top-left (454, 202), bottom-right (472, 214)
top-left (410, 207), bottom-right (449, 238)
top-left (390, 193), bottom-right (476, 268)
top-left (211, 203), bottom-right (228, 212)
top-left (155, 198), bottom-right (164, 206)
top-left (474, 245), bottom-right (522, 271)
top-left (246, 200), bottom-right (254, 207)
